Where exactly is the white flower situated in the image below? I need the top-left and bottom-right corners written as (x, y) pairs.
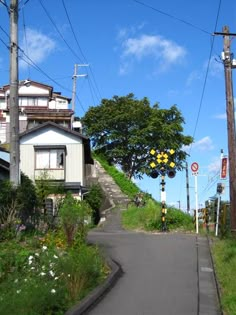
top-left (68, 274), bottom-right (71, 277)
top-left (24, 278), bottom-right (28, 282)
top-left (28, 255), bottom-right (34, 260)
top-left (42, 245), bottom-right (47, 251)
top-left (49, 270), bottom-right (55, 277)
top-left (40, 272), bottom-right (46, 276)
top-left (54, 277), bottom-right (59, 280)
top-left (16, 290), bottom-right (21, 294)
top-left (28, 260), bottom-right (33, 265)
top-left (14, 279), bottom-right (18, 283)
top-left (31, 267), bottom-right (35, 270)
top-left (51, 289), bottom-right (56, 294)
top-left (53, 255), bottom-right (58, 259)
top-left (35, 253), bottom-right (39, 257)
top-left (42, 265), bottom-right (45, 270)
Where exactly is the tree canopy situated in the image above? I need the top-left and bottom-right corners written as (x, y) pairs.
top-left (82, 93), bottom-right (193, 179)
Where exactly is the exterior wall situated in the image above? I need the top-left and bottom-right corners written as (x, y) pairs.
top-left (65, 143), bottom-right (84, 184)
top-left (49, 97), bottom-right (69, 110)
top-left (18, 85), bottom-right (50, 96)
top-left (20, 144), bottom-right (35, 181)
top-left (0, 122), bottom-right (6, 144)
top-left (20, 126), bottom-right (85, 185)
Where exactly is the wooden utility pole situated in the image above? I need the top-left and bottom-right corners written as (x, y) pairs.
top-left (215, 26), bottom-right (236, 235)
top-left (9, 0), bottom-right (20, 186)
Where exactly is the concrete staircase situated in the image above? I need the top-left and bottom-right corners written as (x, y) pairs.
top-left (94, 160), bottom-right (130, 214)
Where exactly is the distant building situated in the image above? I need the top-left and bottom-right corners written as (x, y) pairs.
top-left (0, 80), bottom-right (73, 144)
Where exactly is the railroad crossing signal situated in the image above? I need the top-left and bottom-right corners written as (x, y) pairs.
top-left (149, 148), bottom-right (176, 232)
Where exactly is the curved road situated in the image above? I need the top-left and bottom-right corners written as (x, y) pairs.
top-left (86, 208), bottom-right (221, 315)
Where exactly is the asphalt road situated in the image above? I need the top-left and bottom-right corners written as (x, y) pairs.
top-left (84, 208), bottom-right (221, 315)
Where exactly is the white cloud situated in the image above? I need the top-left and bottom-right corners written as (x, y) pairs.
top-left (186, 70), bottom-right (202, 87)
top-left (119, 33), bottom-right (186, 74)
top-left (213, 113), bottom-right (226, 119)
top-left (185, 55), bottom-right (223, 87)
top-left (208, 158), bottom-right (220, 173)
top-left (122, 34), bottom-right (186, 62)
top-left (192, 136), bottom-right (214, 151)
top-left (19, 28), bottom-right (56, 69)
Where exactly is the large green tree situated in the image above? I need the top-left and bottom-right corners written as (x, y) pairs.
top-left (82, 93), bottom-right (193, 179)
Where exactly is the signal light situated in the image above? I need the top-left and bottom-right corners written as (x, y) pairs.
top-left (150, 170), bottom-right (159, 179)
top-left (167, 169), bottom-right (176, 178)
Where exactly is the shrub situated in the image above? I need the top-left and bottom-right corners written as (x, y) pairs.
top-left (85, 183), bottom-right (104, 225)
top-left (166, 208), bottom-right (194, 230)
top-left (59, 193), bottom-right (92, 246)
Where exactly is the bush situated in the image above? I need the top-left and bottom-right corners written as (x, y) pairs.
top-left (59, 193), bottom-right (92, 246)
top-left (166, 208), bottom-right (194, 230)
top-left (85, 184), bottom-right (104, 225)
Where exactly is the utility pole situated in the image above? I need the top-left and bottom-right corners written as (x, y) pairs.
top-left (186, 161), bottom-right (190, 213)
top-left (71, 64), bottom-right (88, 128)
top-left (215, 26), bottom-right (236, 235)
top-left (9, 0), bottom-right (20, 187)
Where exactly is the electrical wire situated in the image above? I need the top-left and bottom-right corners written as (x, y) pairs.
top-left (18, 47), bottom-right (73, 94)
top-left (21, 5), bottom-right (31, 78)
top-left (38, 0), bottom-right (84, 64)
top-left (61, 0), bottom-right (102, 104)
top-left (0, 0), bottom-right (9, 13)
top-left (61, 0), bottom-right (87, 64)
top-left (133, 0), bottom-right (211, 35)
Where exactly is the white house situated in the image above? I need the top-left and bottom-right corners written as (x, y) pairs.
top-left (0, 80), bottom-right (73, 144)
top-left (19, 121), bottom-right (94, 198)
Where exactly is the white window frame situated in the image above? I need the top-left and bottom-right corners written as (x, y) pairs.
top-left (35, 146), bottom-right (65, 170)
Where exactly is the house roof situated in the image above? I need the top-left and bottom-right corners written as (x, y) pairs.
top-left (19, 121), bottom-right (89, 140)
top-left (2, 80), bottom-right (53, 95)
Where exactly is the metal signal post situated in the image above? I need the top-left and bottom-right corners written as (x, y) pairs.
top-left (149, 148), bottom-right (176, 232)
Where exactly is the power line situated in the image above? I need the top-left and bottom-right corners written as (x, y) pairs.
top-left (0, 0), bottom-right (9, 13)
top-left (133, 0), bottom-right (211, 35)
top-left (38, 0), bottom-right (84, 64)
top-left (190, 0), bottom-right (222, 145)
top-left (61, 0), bottom-right (87, 64)
top-left (60, 0), bottom-right (102, 106)
top-left (18, 47), bottom-right (73, 94)
top-left (21, 4), bottom-right (31, 78)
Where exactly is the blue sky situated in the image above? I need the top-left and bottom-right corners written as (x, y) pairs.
top-left (0, 0), bottom-right (236, 212)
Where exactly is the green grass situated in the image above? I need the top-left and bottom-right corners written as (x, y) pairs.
top-left (122, 199), bottom-right (161, 231)
top-left (212, 238), bottom-right (236, 315)
top-left (122, 199), bottom-right (195, 232)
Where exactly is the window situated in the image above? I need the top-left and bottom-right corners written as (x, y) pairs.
top-left (35, 148), bottom-right (65, 169)
top-left (19, 97), bottom-right (48, 107)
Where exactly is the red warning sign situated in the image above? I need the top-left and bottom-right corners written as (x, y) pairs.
top-left (220, 157), bottom-right (228, 180)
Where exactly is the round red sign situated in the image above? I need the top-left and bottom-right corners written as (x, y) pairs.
top-left (191, 162), bottom-right (199, 172)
